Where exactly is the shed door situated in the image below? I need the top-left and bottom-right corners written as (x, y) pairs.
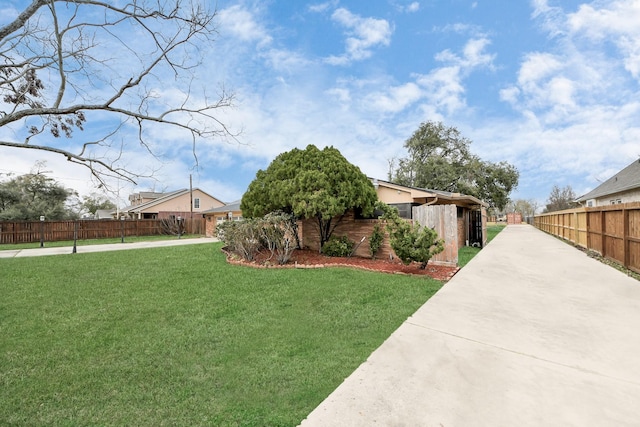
top-left (469, 210), bottom-right (483, 247)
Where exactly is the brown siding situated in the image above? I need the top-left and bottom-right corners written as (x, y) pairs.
top-left (458, 217), bottom-right (466, 249)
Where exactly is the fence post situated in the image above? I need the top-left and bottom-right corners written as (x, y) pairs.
top-left (601, 210), bottom-right (606, 258)
top-left (623, 208), bottom-right (629, 269)
top-left (72, 220), bottom-right (78, 254)
top-left (39, 216), bottom-right (45, 247)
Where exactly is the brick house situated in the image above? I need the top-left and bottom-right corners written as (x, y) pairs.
top-left (298, 179), bottom-right (488, 266)
top-left (203, 200), bottom-right (243, 237)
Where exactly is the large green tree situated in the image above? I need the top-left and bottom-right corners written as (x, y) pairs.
top-left (389, 121), bottom-right (519, 210)
top-left (241, 145), bottom-right (378, 249)
top-left (81, 193), bottom-right (116, 216)
top-left (0, 171), bottom-right (76, 220)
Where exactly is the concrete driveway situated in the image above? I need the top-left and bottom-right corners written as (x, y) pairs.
top-left (300, 225), bottom-right (640, 426)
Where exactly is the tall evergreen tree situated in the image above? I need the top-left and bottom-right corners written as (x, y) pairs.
top-left (241, 145), bottom-right (378, 249)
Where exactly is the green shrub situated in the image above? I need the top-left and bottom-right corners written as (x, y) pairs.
top-left (377, 201), bottom-right (445, 269)
top-left (217, 219), bottom-right (262, 261)
top-left (369, 223), bottom-right (384, 259)
top-left (322, 235), bottom-right (354, 257)
top-left (260, 211), bottom-right (297, 265)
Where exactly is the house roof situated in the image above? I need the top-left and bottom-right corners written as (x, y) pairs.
top-left (130, 191), bottom-right (166, 200)
top-left (122, 188), bottom-right (223, 213)
top-left (204, 200), bottom-right (241, 214)
top-left (94, 209), bottom-right (115, 219)
top-left (371, 178), bottom-right (488, 208)
top-left (577, 159), bottom-right (640, 202)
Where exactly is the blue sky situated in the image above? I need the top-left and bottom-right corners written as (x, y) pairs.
top-left (1, 0), bottom-right (639, 211)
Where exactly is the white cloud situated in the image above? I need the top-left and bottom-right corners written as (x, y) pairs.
top-left (326, 87), bottom-right (351, 104)
top-left (365, 82), bottom-right (423, 113)
top-left (567, 1), bottom-right (640, 79)
top-left (517, 52), bottom-right (563, 87)
top-left (325, 8), bottom-right (393, 65)
top-left (218, 5), bottom-right (272, 47)
top-left (308, 1), bottom-right (339, 13)
top-left (416, 66), bottom-right (465, 114)
top-left (406, 2), bottom-right (420, 13)
top-left (499, 86), bottom-right (520, 105)
top-left (412, 37), bottom-right (495, 115)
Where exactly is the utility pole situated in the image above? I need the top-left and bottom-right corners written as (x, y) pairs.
top-left (190, 174), bottom-right (193, 220)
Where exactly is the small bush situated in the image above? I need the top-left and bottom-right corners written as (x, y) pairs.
top-left (260, 211), bottom-right (297, 265)
top-left (322, 235), bottom-right (354, 257)
top-left (377, 202), bottom-right (445, 269)
top-left (369, 223), bottom-right (384, 259)
top-left (217, 219), bottom-right (261, 261)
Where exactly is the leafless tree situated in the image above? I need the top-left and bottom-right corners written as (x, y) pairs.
top-left (0, 0), bottom-right (235, 188)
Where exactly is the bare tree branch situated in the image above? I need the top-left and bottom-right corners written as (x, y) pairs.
top-left (0, 0), bottom-right (237, 188)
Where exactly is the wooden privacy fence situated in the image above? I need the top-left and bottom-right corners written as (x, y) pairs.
top-left (0, 218), bottom-right (206, 244)
top-left (534, 202), bottom-right (640, 274)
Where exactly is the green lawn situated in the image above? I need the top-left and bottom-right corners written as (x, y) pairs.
top-left (1, 242), bottom-right (442, 426)
top-left (458, 223), bottom-right (507, 267)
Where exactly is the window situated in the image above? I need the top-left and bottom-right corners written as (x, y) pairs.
top-left (617, 199), bottom-right (622, 204)
top-left (587, 201), bottom-right (593, 207)
top-left (194, 198), bottom-right (200, 209)
top-left (390, 203), bottom-right (415, 219)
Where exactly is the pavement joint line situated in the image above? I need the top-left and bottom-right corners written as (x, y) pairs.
top-left (406, 321), bottom-right (640, 388)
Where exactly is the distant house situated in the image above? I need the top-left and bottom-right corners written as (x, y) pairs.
top-left (94, 209), bottom-right (116, 219)
top-left (203, 200), bottom-right (243, 237)
top-left (576, 159), bottom-right (640, 207)
top-left (122, 188), bottom-right (224, 219)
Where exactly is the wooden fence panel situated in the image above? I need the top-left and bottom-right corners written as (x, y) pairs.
top-left (0, 218), bottom-right (205, 245)
top-left (603, 210), bottom-right (624, 264)
top-left (413, 204), bottom-right (458, 266)
top-left (576, 211), bottom-right (588, 247)
top-left (535, 203), bottom-right (640, 274)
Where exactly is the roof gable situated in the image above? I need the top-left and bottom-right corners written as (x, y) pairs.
top-left (577, 159), bottom-right (640, 201)
top-left (124, 188), bottom-right (224, 212)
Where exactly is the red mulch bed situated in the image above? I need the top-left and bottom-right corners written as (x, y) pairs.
top-left (223, 248), bottom-right (459, 281)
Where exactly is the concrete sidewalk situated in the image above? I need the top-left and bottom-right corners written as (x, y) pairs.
top-left (300, 225), bottom-right (640, 426)
top-left (0, 237), bottom-right (217, 258)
